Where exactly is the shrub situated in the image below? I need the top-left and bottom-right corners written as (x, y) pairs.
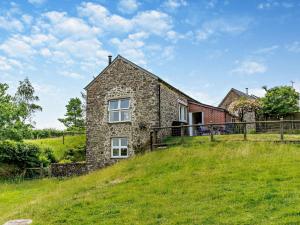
top-left (62, 145), bottom-right (86, 162)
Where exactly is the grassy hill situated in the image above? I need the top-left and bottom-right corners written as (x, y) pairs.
top-left (25, 135), bottom-right (86, 160)
top-left (1, 138), bottom-right (300, 224)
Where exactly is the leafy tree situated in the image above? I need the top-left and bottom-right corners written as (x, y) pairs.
top-left (260, 86), bottom-right (299, 118)
top-left (58, 97), bottom-right (85, 130)
top-left (0, 83), bottom-right (27, 141)
top-left (14, 78), bottom-right (42, 125)
top-left (228, 97), bottom-right (262, 121)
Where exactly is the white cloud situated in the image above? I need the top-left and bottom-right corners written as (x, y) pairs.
top-left (78, 2), bottom-right (173, 36)
top-left (0, 35), bottom-right (36, 58)
top-left (0, 16), bottom-right (24, 32)
top-left (0, 56), bottom-right (22, 71)
top-left (111, 32), bottom-right (148, 65)
top-left (231, 60), bottom-right (267, 75)
top-left (28, 0), bottom-right (46, 5)
top-left (248, 88), bottom-right (266, 97)
top-left (257, 1), bottom-right (294, 9)
top-left (163, 0), bottom-right (187, 10)
top-left (196, 18), bottom-right (250, 41)
top-left (43, 11), bottom-right (101, 38)
top-left (254, 45), bottom-right (279, 54)
top-left (61, 71), bottom-right (84, 79)
top-left (118, 0), bottom-right (139, 14)
top-left (21, 14), bottom-right (33, 25)
top-left (286, 41), bottom-right (300, 53)
top-left (134, 10), bottom-right (172, 35)
top-left (206, 0), bottom-right (218, 9)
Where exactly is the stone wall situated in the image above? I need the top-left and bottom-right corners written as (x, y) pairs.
top-left (219, 91), bottom-right (240, 110)
top-left (160, 83), bottom-right (188, 127)
top-left (86, 58), bottom-right (159, 171)
top-left (51, 162), bottom-right (87, 177)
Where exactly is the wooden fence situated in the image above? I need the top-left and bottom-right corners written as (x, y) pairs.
top-left (150, 119), bottom-right (300, 149)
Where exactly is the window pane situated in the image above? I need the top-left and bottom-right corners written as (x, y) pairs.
top-left (120, 138), bottom-right (128, 146)
top-left (120, 148), bottom-right (127, 156)
top-left (120, 99), bottom-right (129, 109)
top-left (109, 100), bottom-right (119, 110)
top-left (112, 138), bottom-right (119, 147)
top-left (110, 111), bottom-right (120, 122)
top-left (121, 110), bottom-right (130, 121)
top-left (112, 148), bottom-right (119, 157)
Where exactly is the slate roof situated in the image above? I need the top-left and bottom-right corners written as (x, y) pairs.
top-left (85, 55), bottom-right (227, 112)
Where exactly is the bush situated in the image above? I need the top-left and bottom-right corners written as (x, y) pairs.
top-left (0, 141), bottom-right (56, 169)
top-left (62, 145), bottom-right (86, 162)
top-left (28, 129), bottom-right (64, 139)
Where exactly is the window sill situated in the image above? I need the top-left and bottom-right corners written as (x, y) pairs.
top-left (108, 121), bottom-right (132, 124)
top-left (111, 156), bottom-right (128, 159)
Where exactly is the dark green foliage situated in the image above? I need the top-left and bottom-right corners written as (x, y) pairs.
top-left (14, 78), bottom-right (42, 124)
top-left (260, 86), bottom-right (300, 118)
top-left (62, 145), bottom-right (86, 162)
top-left (0, 141), bottom-right (41, 169)
top-left (0, 79), bottom-right (41, 141)
top-left (58, 98), bottom-right (85, 131)
top-left (24, 129), bottom-right (64, 139)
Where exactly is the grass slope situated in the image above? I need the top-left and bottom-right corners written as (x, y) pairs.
top-left (25, 135), bottom-right (86, 160)
top-left (1, 139), bottom-right (300, 224)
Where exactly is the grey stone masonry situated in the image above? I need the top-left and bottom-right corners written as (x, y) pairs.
top-left (85, 55), bottom-right (191, 171)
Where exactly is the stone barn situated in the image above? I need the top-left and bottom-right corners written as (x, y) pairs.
top-left (85, 55), bottom-right (232, 170)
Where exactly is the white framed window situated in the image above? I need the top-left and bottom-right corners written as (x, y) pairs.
top-left (108, 98), bottom-right (130, 122)
top-left (179, 104), bottom-right (187, 122)
top-left (111, 137), bottom-right (128, 158)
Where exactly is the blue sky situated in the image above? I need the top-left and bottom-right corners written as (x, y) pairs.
top-left (0, 0), bottom-right (300, 129)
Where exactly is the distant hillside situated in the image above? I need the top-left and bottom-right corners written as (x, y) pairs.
top-left (1, 139), bottom-right (300, 224)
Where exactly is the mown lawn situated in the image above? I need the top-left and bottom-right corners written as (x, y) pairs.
top-left (25, 135), bottom-right (86, 160)
top-left (1, 139), bottom-right (300, 224)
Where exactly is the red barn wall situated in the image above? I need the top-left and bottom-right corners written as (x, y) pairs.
top-left (188, 102), bottom-right (232, 124)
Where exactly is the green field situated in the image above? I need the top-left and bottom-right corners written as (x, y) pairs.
top-left (25, 135), bottom-right (86, 160)
top-left (1, 138), bottom-right (300, 224)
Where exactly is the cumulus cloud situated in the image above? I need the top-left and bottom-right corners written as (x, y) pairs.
top-left (42, 11), bottom-right (101, 38)
top-left (196, 18), bottom-right (250, 41)
top-left (78, 2), bottom-right (173, 36)
top-left (28, 0), bottom-right (46, 5)
top-left (163, 0), bottom-right (187, 10)
top-left (231, 60), bottom-right (267, 75)
top-left (0, 35), bottom-right (36, 58)
top-left (0, 16), bottom-right (24, 32)
top-left (118, 0), bottom-right (139, 14)
top-left (257, 1), bottom-right (294, 10)
top-left (0, 56), bottom-right (23, 71)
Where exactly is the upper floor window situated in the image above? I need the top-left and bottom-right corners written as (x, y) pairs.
top-left (179, 104), bottom-right (187, 122)
top-left (108, 98), bottom-right (130, 122)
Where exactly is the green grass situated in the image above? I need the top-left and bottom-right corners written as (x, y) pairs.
top-left (1, 138), bottom-right (300, 224)
top-left (25, 135), bottom-right (86, 160)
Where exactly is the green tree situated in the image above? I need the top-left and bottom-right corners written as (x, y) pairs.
top-left (0, 83), bottom-right (27, 141)
top-left (228, 97), bottom-right (262, 121)
top-left (58, 97), bottom-right (85, 130)
top-left (260, 86), bottom-right (299, 118)
top-left (14, 78), bottom-right (42, 125)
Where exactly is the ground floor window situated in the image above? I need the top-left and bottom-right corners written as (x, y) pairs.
top-left (111, 137), bottom-right (128, 158)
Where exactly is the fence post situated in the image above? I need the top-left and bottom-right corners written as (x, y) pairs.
top-left (243, 123), bottom-right (247, 141)
top-left (62, 132), bottom-right (65, 145)
top-left (210, 124), bottom-right (214, 142)
top-left (153, 129), bottom-right (157, 148)
top-left (280, 117), bottom-right (284, 142)
top-left (180, 125), bottom-right (184, 144)
top-left (40, 163), bottom-right (44, 178)
top-left (150, 131), bottom-right (153, 151)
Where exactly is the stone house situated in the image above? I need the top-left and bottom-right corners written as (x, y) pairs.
top-left (85, 55), bottom-right (232, 170)
top-left (219, 88), bottom-right (258, 123)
